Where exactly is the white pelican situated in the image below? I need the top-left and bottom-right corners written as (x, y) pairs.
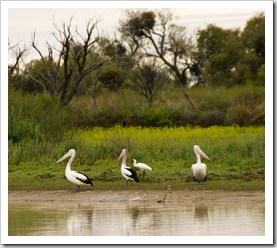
top-left (191, 145), bottom-right (210, 182)
top-left (118, 148), bottom-right (139, 186)
top-left (133, 159), bottom-right (152, 179)
top-left (55, 149), bottom-right (93, 191)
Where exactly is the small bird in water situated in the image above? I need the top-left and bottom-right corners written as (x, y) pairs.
top-left (55, 149), bottom-right (93, 191)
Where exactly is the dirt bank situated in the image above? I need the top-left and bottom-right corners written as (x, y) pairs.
top-left (8, 190), bottom-right (264, 207)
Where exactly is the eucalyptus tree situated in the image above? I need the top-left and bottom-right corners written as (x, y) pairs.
top-left (196, 24), bottom-right (244, 86)
top-left (239, 12), bottom-right (265, 85)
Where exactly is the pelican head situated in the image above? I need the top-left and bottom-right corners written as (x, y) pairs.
top-left (55, 149), bottom-right (76, 163)
top-left (118, 148), bottom-right (127, 161)
top-left (193, 145), bottom-right (210, 160)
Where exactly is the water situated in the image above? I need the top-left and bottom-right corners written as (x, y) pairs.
top-left (9, 202), bottom-right (264, 236)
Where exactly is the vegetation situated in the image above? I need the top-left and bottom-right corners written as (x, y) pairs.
top-left (8, 10), bottom-right (265, 191)
top-left (9, 84), bottom-right (264, 137)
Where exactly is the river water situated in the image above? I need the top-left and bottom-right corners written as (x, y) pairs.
top-left (9, 202), bottom-right (264, 236)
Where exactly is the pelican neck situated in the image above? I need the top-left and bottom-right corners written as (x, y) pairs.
top-left (121, 154), bottom-right (127, 168)
top-left (196, 153), bottom-right (202, 164)
top-left (66, 153), bottom-right (76, 170)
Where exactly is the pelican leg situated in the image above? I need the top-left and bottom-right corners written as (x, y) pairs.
top-left (126, 180), bottom-right (133, 186)
top-left (75, 185), bottom-right (81, 192)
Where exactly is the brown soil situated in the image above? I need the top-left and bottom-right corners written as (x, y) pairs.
top-left (8, 190), bottom-right (265, 207)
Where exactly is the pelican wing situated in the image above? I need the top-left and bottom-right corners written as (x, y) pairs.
top-left (72, 171), bottom-right (93, 185)
top-left (122, 167), bottom-right (132, 177)
top-left (191, 164), bottom-right (196, 173)
top-left (125, 167), bottom-right (140, 182)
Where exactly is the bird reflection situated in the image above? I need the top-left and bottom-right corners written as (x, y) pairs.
top-left (66, 207), bottom-right (95, 236)
top-left (194, 205), bottom-right (209, 224)
top-left (128, 205), bottom-right (155, 233)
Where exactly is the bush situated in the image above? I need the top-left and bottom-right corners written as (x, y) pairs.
top-left (8, 106), bottom-right (44, 144)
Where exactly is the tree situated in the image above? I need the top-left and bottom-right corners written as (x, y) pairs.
top-left (131, 58), bottom-right (168, 106)
top-left (196, 24), bottom-right (244, 86)
top-left (98, 66), bottom-right (124, 91)
top-left (239, 12), bottom-right (265, 85)
top-left (31, 17), bottom-right (109, 106)
top-left (8, 40), bottom-right (28, 78)
top-left (196, 12), bottom-right (265, 87)
top-left (241, 12), bottom-right (265, 58)
top-left (119, 9), bottom-right (196, 109)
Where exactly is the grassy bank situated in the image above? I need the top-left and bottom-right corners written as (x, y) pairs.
top-left (8, 126), bottom-right (265, 191)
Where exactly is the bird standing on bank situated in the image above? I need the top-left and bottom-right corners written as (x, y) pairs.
top-left (55, 149), bottom-right (93, 191)
top-left (118, 148), bottom-right (140, 186)
top-left (191, 145), bottom-right (210, 182)
top-left (133, 159), bottom-right (152, 179)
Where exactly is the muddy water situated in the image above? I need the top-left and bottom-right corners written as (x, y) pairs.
top-left (8, 202), bottom-right (264, 236)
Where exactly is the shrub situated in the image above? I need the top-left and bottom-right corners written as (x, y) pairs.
top-left (8, 106), bottom-right (44, 144)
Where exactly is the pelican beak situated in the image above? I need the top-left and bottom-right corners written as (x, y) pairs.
top-left (196, 147), bottom-right (210, 160)
top-left (55, 151), bottom-right (71, 163)
top-left (117, 151), bottom-right (124, 161)
top-left (117, 149), bottom-right (126, 161)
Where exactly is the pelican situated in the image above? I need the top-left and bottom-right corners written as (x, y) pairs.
top-left (55, 149), bottom-right (93, 191)
top-left (191, 145), bottom-right (210, 182)
top-left (133, 159), bottom-right (152, 179)
top-left (118, 148), bottom-right (139, 186)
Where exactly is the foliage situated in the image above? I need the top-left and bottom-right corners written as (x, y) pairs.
top-left (241, 12), bottom-right (265, 58)
top-left (98, 67), bottom-right (124, 90)
top-left (196, 12), bottom-right (265, 87)
top-left (196, 25), bottom-right (243, 86)
top-left (8, 106), bottom-right (44, 144)
top-left (8, 85), bottom-right (264, 140)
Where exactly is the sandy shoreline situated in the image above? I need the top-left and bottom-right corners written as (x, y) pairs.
top-left (8, 190), bottom-right (265, 207)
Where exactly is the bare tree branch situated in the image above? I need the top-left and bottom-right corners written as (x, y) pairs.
top-left (8, 40), bottom-right (28, 76)
top-left (31, 17), bottom-right (108, 105)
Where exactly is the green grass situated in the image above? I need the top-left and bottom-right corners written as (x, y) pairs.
top-left (8, 126), bottom-right (265, 191)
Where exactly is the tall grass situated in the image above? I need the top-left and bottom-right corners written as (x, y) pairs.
top-left (9, 125), bottom-right (264, 168)
top-left (61, 125), bottom-right (265, 168)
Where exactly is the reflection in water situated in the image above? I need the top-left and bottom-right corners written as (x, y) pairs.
top-left (8, 202), bottom-right (264, 236)
top-left (194, 205), bottom-right (209, 223)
